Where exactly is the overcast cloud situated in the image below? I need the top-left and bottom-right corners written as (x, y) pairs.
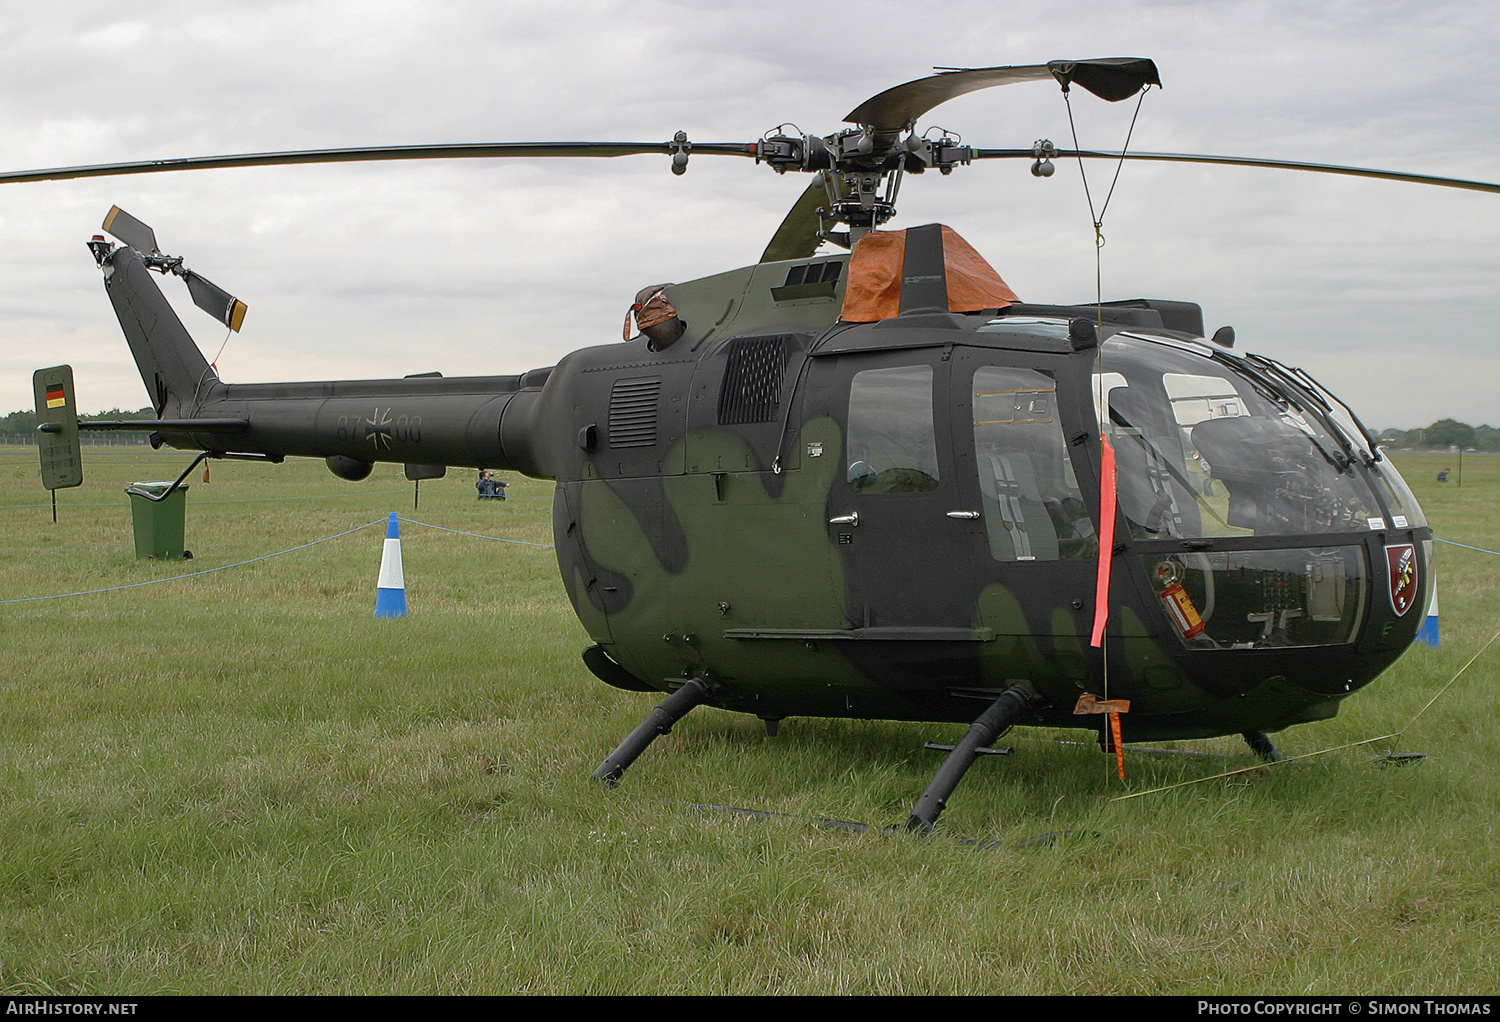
top-left (2, 0), bottom-right (1497, 430)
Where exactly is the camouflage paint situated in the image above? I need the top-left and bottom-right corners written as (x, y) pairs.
top-left (91, 233), bottom-right (1430, 743)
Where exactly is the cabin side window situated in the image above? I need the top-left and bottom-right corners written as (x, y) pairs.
top-left (846, 365), bottom-right (939, 493)
top-left (972, 366), bottom-right (1092, 561)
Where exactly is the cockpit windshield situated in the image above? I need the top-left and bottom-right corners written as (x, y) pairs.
top-left (1248, 353), bottom-right (1427, 529)
top-left (1093, 336), bottom-right (1385, 541)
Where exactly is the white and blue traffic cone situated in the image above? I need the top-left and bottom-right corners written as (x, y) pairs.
top-left (374, 512), bottom-right (407, 618)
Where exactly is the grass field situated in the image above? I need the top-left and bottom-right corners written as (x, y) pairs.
top-left (1, 447), bottom-right (1496, 995)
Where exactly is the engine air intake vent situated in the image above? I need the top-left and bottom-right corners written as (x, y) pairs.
top-left (718, 335), bottom-right (794, 425)
top-left (608, 377), bottom-right (661, 448)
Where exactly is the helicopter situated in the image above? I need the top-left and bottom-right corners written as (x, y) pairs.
top-left (16, 58), bottom-right (1498, 831)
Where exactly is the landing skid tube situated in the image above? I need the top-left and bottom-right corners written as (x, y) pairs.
top-left (592, 677), bottom-right (712, 784)
top-left (906, 684), bottom-right (1040, 833)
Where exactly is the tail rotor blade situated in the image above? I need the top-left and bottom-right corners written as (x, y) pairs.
top-left (184, 270), bottom-right (248, 332)
top-left (101, 206), bottom-right (159, 254)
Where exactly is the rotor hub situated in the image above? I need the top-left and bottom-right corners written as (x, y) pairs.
top-left (754, 125), bottom-right (972, 243)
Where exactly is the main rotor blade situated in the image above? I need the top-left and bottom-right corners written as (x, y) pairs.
top-left (183, 271), bottom-right (248, 332)
top-left (101, 206), bottom-right (158, 254)
top-left (0, 141), bottom-right (759, 185)
top-left (760, 180), bottom-right (828, 262)
top-left (970, 147), bottom-right (1500, 194)
top-left (845, 58), bottom-right (1160, 132)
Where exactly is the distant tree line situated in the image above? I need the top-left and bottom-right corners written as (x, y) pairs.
top-left (1378, 419), bottom-right (1499, 450)
top-left (0, 407), bottom-right (156, 445)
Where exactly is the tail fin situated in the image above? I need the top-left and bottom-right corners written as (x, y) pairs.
top-left (98, 244), bottom-right (218, 417)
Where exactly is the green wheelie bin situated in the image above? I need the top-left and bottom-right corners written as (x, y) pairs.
top-left (125, 481), bottom-right (190, 559)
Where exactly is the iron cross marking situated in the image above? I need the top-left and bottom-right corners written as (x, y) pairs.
top-left (365, 407), bottom-right (393, 450)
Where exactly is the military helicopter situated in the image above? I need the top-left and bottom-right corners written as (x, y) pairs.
top-left (15, 58), bottom-right (1498, 831)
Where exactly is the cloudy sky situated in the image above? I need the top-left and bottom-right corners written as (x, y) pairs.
top-left (2, 0), bottom-right (1497, 430)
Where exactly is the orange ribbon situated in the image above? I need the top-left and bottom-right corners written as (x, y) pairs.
top-left (1074, 693), bottom-right (1131, 781)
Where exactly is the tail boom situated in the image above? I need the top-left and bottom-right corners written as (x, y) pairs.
top-left (96, 236), bottom-right (553, 476)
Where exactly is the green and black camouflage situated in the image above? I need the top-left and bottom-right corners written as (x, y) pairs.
top-left (85, 221), bottom-right (1430, 748)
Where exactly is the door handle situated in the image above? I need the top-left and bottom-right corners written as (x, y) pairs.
top-left (946, 510), bottom-right (981, 519)
top-left (828, 512), bottom-right (859, 526)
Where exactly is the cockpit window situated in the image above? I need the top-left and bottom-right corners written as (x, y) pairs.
top-left (1097, 338), bottom-right (1383, 539)
top-left (1163, 373), bottom-right (1248, 426)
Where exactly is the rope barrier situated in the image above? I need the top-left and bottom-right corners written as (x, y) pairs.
top-left (0, 511), bottom-right (555, 605)
top-left (1109, 537), bottom-right (1500, 802)
top-left (0, 489), bottom-right (549, 511)
top-left (0, 489), bottom-right (410, 511)
top-left (1436, 537), bottom-right (1500, 557)
top-left (0, 519), bottom-right (385, 605)
top-left (396, 516), bottom-right (555, 549)
top-left (1109, 625), bottom-right (1500, 803)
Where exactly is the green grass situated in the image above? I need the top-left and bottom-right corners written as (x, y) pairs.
top-left (1, 449), bottom-right (1497, 994)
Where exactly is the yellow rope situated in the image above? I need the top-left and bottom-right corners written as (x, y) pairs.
top-left (1108, 624), bottom-right (1500, 802)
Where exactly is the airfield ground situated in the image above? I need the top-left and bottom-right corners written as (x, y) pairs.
top-left (1, 449), bottom-right (1496, 995)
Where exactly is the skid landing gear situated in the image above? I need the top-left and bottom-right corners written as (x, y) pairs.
top-left (592, 677), bottom-right (711, 784)
top-left (906, 684), bottom-right (1040, 833)
top-left (1241, 730), bottom-right (1284, 762)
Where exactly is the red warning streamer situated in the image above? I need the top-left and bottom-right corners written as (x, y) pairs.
top-left (1090, 434), bottom-right (1117, 648)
